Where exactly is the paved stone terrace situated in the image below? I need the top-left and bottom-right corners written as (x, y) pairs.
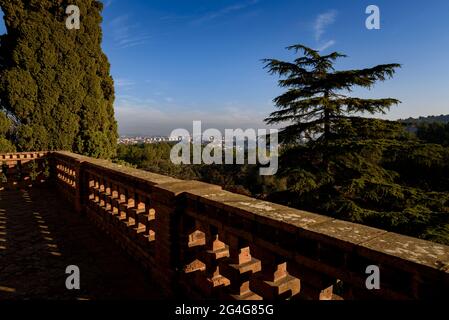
top-left (0, 187), bottom-right (164, 300)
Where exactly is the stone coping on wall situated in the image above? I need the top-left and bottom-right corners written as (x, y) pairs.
top-left (7, 151), bottom-right (449, 278)
top-left (183, 189), bottom-right (449, 275)
top-left (0, 151), bottom-right (48, 160)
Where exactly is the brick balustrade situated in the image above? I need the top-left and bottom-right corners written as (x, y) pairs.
top-left (0, 152), bottom-right (49, 190)
top-left (1, 151), bottom-right (448, 300)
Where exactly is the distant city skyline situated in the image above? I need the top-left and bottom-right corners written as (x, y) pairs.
top-left (1, 0), bottom-right (449, 136)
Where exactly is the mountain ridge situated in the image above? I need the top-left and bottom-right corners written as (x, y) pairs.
top-left (399, 114), bottom-right (449, 124)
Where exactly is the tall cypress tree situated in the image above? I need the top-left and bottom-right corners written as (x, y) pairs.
top-left (263, 45), bottom-right (401, 142)
top-left (0, 111), bottom-right (15, 152)
top-left (0, 0), bottom-right (117, 158)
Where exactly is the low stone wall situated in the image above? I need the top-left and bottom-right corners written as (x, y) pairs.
top-left (2, 151), bottom-right (449, 300)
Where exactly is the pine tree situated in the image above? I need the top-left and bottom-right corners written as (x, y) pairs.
top-left (0, 0), bottom-right (117, 158)
top-left (263, 45), bottom-right (401, 142)
top-left (262, 45), bottom-right (449, 245)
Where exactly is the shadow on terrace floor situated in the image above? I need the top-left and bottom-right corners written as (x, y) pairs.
top-left (0, 187), bottom-right (164, 300)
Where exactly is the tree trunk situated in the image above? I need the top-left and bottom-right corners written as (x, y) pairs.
top-left (323, 92), bottom-right (330, 141)
top-left (324, 109), bottom-right (330, 140)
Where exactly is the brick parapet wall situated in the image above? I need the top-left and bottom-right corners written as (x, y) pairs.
top-left (1, 151), bottom-right (448, 300)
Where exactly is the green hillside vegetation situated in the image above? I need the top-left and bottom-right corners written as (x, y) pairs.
top-left (416, 122), bottom-right (449, 146)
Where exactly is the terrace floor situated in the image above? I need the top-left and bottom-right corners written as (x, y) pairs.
top-left (0, 187), bottom-right (164, 300)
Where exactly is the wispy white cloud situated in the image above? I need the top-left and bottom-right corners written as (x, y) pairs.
top-left (313, 10), bottom-right (338, 51)
top-left (314, 10), bottom-right (337, 41)
top-left (115, 78), bottom-right (135, 88)
top-left (192, 0), bottom-right (260, 25)
top-left (109, 15), bottom-right (151, 49)
top-left (103, 0), bottom-right (113, 9)
top-left (317, 40), bottom-right (336, 52)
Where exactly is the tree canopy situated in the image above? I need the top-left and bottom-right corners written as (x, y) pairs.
top-left (0, 111), bottom-right (15, 152)
top-left (417, 122), bottom-right (449, 146)
top-left (260, 44), bottom-right (449, 244)
top-left (263, 45), bottom-right (401, 143)
top-left (0, 0), bottom-right (117, 158)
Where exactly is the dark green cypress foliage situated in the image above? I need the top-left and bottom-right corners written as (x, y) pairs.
top-left (0, 0), bottom-right (117, 158)
top-left (0, 111), bottom-right (15, 152)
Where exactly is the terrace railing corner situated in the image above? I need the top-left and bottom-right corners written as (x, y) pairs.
top-left (0, 152), bottom-right (50, 190)
top-left (1, 151), bottom-right (449, 300)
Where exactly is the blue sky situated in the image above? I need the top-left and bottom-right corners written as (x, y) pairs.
top-left (1, 1), bottom-right (449, 135)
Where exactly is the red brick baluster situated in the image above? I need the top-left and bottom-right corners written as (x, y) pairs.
top-left (115, 186), bottom-right (128, 225)
top-left (110, 182), bottom-right (120, 220)
top-left (220, 233), bottom-right (262, 300)
top-left (288, 263), bottom-right (337, 300)
top-left (129, 192), bottom-right (146, 239)
top-left (251, 249), bottom-right (300, 300)
top-left (182, 219), bottom-right (206, 274)
top-left (196, 225), bottom-right (230, 296)
top-left (122, 189), bottom-right (135, 231)
top-left (103, 180), bottom-right (113, 216)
